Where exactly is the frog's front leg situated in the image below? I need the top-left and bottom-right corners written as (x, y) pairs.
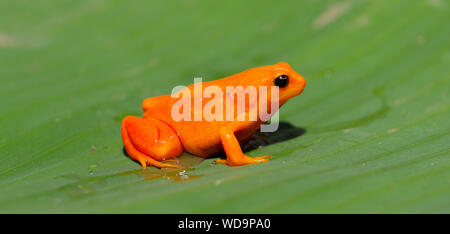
top-left (121, 116), bottom-right (183, 169)
top-left (216, 113), bottom-right (271, 166)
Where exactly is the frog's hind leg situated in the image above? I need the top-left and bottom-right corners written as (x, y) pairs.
top-left (121, 116), bottom-right (183, 169)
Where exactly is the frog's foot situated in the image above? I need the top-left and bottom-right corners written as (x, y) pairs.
top-left (121, 116), bottom-right (183, 169)
top-left (136, 154), bottom-right (182, 169)
top-left (216, 155), bottom-right (271, 166)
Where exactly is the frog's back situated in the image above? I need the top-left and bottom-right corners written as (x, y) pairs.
top-left (142, 95), bottom-right (174, 117)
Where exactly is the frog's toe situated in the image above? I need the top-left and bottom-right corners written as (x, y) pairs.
top-left (215, 155), bottom-right (270, 166)
top-left (242, 155), bottom-right (270, 164)
top-left (215, 159), bottom-right (228, 165)
top-left (138, 158), bottom-right (148, 170)
top-left (137, 154), bottom-right (182, 169)
top-left (156, 161), bottom-right (183, 169)
top-left (253, 155), bottom-right (272, 160)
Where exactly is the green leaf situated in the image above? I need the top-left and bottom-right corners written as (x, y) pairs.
top-left (0, 0), bottom-right (449, 213)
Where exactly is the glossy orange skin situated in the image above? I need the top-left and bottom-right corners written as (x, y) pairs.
top-left (121, 62), bottom-right (306, 169)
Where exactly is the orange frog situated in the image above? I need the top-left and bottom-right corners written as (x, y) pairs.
top-left (121, 62), bottom-right (306, 169)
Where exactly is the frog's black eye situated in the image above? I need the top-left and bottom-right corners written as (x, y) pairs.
top-left (274, 75), bottom-right (289, 88)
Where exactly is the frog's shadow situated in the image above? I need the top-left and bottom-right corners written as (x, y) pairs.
top-left (243, 121), bottom-right (306, 152)
top-left (122, 122), bottom-right (306, 162)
